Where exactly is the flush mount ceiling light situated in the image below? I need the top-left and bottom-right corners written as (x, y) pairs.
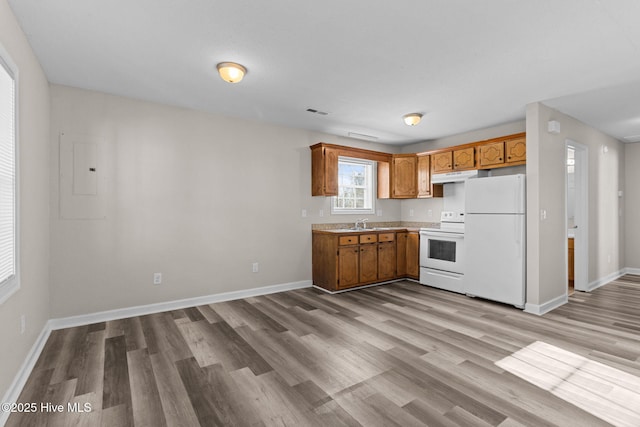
top-left (403, 113), bottom-right (423, 126)
top-left (216, 62), bottom-right (247, 83)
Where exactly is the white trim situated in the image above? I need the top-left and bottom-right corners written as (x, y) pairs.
top-left (586, 269), bottom-right (626, 292)
top-left (0, 44), bottom-right (20, 306)
top-left (625, 267), bottom-right (640, 276)
top-left (524, 293), bottom-right (568, 316)
top-left (0, 279), bottom-right (312, 426)
top-left (49, 280), bottom-right (312, 330)
top-left (565, 140), bottom-right (588, 292)
top-left (0, 323), bottom-right (51, 427)
top-left (331, 156), bottom-right (376, 215)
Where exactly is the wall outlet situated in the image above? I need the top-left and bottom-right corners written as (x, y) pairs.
top-left (540, 209), bottom-right (547, 221)
top-left (319, 209), bottom-right (324, 217)
top-left (377, 209), bottom-right (382, 217)
top-left (153, 273), bottom-right (162, 285)
top-left (427, 209), bottom-right (433, 218)
top-left (607, 255), bottom-right (611, 264)
top-left (20, 314), bottom-right (26, 335)
top-left (409, 209), bottom-right (414, 217)
top-left (301, 209), bottom-right (307, 218)
top-left (252, 262), bottom-right (259, 273)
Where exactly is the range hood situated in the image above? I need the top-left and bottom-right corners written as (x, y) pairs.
top-left (431, 169), bottom-right (478, 184)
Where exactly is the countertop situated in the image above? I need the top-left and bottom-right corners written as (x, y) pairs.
top-left (312, 221), bottom-right (437, 234)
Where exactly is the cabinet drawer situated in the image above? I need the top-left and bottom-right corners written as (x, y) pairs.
top-left (339, 236), bottom-right (359, 246)
top-left (359, 234), bottom-right (378, 244)
top-left (378, 233), bottom-right (395, 242)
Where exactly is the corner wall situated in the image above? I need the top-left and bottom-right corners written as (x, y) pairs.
top-left (526, 102), bottom-right (625, 312)
top-left (0, 0), bottom-right (51, 402)
top-left (625, 143), bottom-right (640, 271)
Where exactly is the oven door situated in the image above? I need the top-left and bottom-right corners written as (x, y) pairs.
top-left (419, 230), bottom-right (465, 275)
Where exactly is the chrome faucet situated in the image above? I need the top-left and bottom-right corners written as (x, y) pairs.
top-left (354, 218), bottom-right (369, 230)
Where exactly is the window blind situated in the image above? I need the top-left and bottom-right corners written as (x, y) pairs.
top-left (0, 57), bottom-right (16, 286)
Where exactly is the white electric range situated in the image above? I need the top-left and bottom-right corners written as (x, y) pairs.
top-left (419, 211), bottom-right (466, 294)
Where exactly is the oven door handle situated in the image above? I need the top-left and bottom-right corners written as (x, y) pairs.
top-left (420, 231), bottom-right (464, 240)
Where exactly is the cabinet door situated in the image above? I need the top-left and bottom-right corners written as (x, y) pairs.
top-left (432, 151), bottom-right (453, 173)
top-left (311, 145), bottom-right (339, 196)
top-left (417, 155), bottom-right (431, 197)
top-left (396, 232), bottom-right (407, 277)
top-left (505, 136), bottom-right (526, 163)
top-left (391, 155), bottom-right (417, 198)
top-left (338, 246), bottom-right (359, 288)
top-left (406, 232), bottom-right (420, 278)
top-left (453, 147), bottom-right (475, 170)
top-left (479, 142), bottom-right (505, 167)
top-left (359, 244), bottom-right (378, 283)
top-left (378, 242), bottom-right (397, 280)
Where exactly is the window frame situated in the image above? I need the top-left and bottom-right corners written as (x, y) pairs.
top-left (331, 156), bottom-right (376, 215)
top-left (0, 46), bottom-right (19, 305)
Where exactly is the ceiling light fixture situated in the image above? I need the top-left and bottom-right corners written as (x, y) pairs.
top-left (403, 113), bottom-right (423, 126)
top-left (216, 62), bottom-right (247, 83)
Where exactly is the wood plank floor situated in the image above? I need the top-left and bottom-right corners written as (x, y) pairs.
top-left (7, 275), bottom-right (640, 427)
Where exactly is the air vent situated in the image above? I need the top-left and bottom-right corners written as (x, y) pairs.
top-left (306, 108), bottom-right (328, 115)
top-left (347, 132), bottom-right (379, 141)
top-left (623, 134), bottom-right (640, 143)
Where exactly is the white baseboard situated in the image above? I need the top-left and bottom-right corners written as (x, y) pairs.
top-left (50, 280), bottom-right (312, 330)
top-left (0, 323), bottom-right (52, 427)
top-left (0, 280), bottom-right (311, 427)
top-left (624, 267), bottom-right (640, 276)
top-left (524, 293), bottom-right (568, 316)
top-left (586, 269), bottom-right (626, 292)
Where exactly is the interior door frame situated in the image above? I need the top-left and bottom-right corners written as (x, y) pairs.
top-left (565, 139), bottom-right (589, 292)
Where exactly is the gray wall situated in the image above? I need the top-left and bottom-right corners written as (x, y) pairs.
top-left (526, 102), bottom-right (625, 309)
top-left (49, 85), bottom-right (402, 318)
top-left (625, 143), bottom-right (640, 270)
top-left (0, 0), bottom-right (51, 402)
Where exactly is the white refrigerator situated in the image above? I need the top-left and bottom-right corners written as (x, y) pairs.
top-left (464, 174), bottom-right (526, 308)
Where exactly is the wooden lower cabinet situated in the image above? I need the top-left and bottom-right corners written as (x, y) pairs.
top-left (568, 237), bottom-right (575, 283)
top-left (359, 244), bottom-right (378, 283)
top-left (337, 245), bottom-right (359, 289)
top-left (313, 230), bottom-right (421, 291)
top-left (406, 231), bottom-right (420, 279)
top-left (396, 232), bottom-right (408, 277)
top-left (378, 241), bottom-right (396, 280)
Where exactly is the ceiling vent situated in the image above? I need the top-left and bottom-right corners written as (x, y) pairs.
top-left (306, 108), bottom-right (328, 115)
top-left (347, 132), bottom-right (379, 141)
top-left (623, 134), bottom-right (640, 143)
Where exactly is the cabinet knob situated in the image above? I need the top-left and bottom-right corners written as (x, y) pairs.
top-left (499, 158), bottom-right (502, 160)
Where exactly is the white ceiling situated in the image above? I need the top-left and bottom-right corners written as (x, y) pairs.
top-left (8, 0), bottom-right (640, 145)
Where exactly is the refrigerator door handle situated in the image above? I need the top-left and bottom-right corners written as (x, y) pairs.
top-left (515, 216), bottom-right (522, 259)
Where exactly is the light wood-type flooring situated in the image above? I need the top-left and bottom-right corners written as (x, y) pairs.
top-left (7, 275), bottom-right (640, 427)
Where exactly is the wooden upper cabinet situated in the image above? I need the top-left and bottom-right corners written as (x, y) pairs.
top-left (453, 147), bottom-right (475, 170)
top-left (432, 151), bottom-right (453, 173)
top-left (505, 136), bottom-right (526, 163)
top-left (417, 155), bottom-right (431, 198)
top-left (391, 154), bottom-right (417, 198)
top-left (311, 145), bottom-right (338, 196)
top-left (479, 141), bottom-right (505, 167)
top-left (478, 134), bottom-right (526, 168)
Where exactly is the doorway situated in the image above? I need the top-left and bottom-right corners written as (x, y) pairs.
top-left (566, 140), bottom-right (588, 294)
